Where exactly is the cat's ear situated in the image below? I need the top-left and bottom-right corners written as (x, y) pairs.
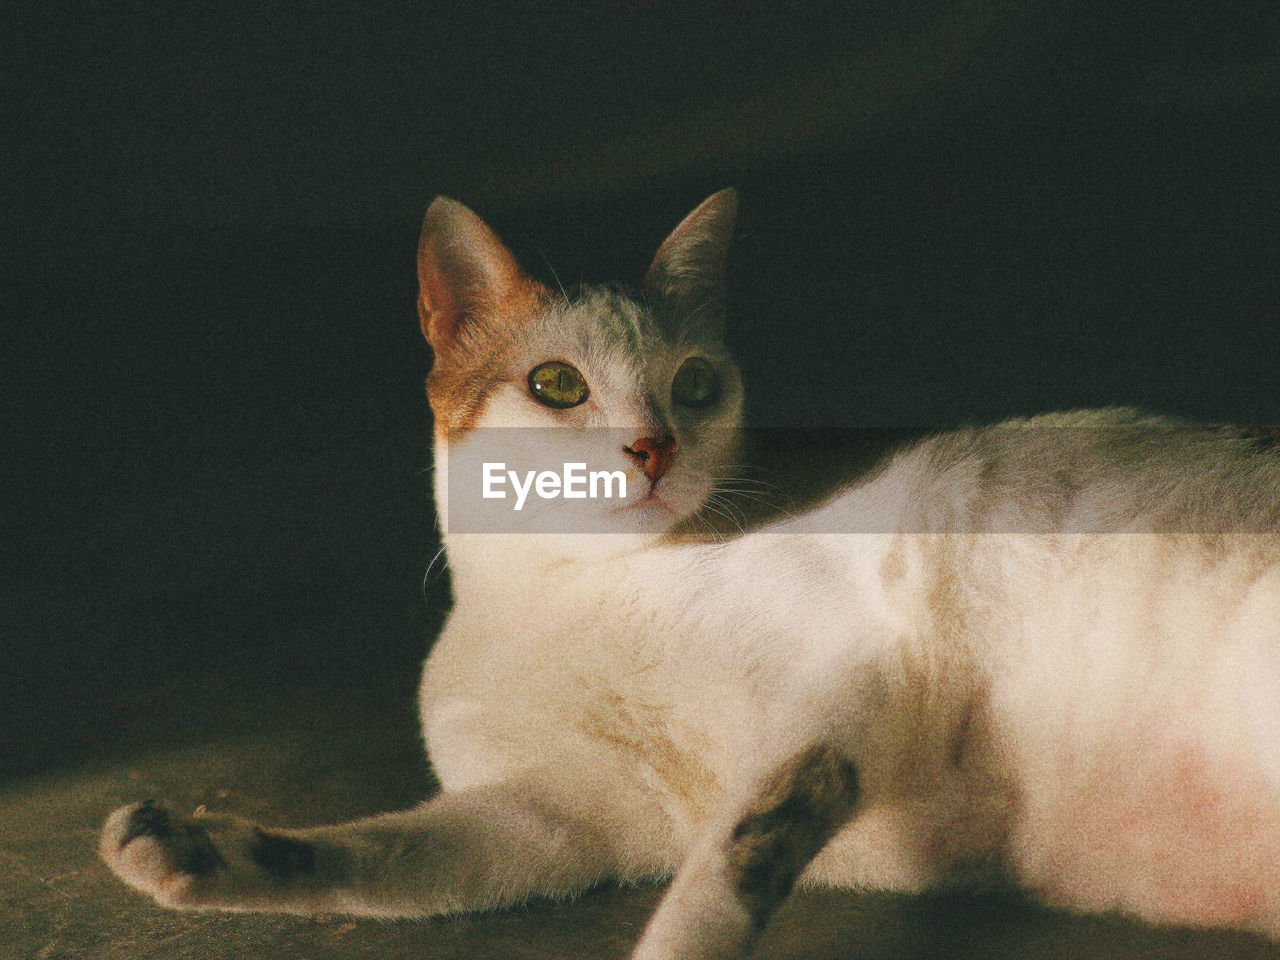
top-left (645, 188), bottom-right (738, 311)
top-left (417, 197), bottom-right (539, 352)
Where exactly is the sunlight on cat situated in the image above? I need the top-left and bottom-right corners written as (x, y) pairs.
top-left (100, 190), bottom-right (1280, 960)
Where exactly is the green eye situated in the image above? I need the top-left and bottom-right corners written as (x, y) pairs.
top-left (528, 361), bottom-right (589, 409)
top-left (672, 357), bottom-right (720, 409)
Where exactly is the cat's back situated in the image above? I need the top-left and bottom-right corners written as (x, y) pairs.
top-left (845, 407), bottom-right (1280, 536)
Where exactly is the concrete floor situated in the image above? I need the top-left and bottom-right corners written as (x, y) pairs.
top-left (8, 686), bottom-right (1280, 960)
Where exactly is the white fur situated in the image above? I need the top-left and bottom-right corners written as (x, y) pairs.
top-left (425, 403), bottom-right (1280, 941)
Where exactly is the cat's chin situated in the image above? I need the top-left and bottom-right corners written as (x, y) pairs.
top-left (609, 494), bottom-right (676, 521)
top-left (595, 505), bottom-right (678, 542)
top-left (605, 486), bottom-right (713, 539)
top-left (536, 496), bottom-right (694, 556)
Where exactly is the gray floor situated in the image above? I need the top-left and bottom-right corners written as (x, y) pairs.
top-left (7, 689), bottom-right (1280, 960)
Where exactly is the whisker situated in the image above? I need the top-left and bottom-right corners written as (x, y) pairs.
top-left (697, 497), bottom-right (732, 534)
top-left (538, 249), bottom-right (571, 306)
top-left (420, 545), bottom-right (449, 607)
top-left (718, 467), bottom-right (790, 483)
top-left (702, 496), bottom-right (746, 537)
top-left (716, 479), bottom-right (791, 497)
top-left (713, 475), bottom-right (795, 503)
top-left (692, 510), bottom-right (724, 544)
top-left (713, 493), bottom-right (752, 531)
top-left (716, 488), bottom-right (798, 522)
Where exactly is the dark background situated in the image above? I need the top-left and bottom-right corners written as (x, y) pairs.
top-left (5, 0), bottom-right (1280, 851)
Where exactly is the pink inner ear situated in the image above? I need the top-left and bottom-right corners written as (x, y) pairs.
top-left (417, 233), bottom-right (469, 349)
top-left (416, 197), bottom-right (536, 352)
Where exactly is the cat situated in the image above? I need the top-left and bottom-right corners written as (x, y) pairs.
top-left (100, 189), bottom-right (1280, 959)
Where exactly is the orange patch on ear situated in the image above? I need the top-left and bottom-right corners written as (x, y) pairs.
top-left (425, 278), bottom-right (551, 441)
top-left (415, 197), bottom-right (551, 439)
top-left (417, 196), bottom-right (532, 354)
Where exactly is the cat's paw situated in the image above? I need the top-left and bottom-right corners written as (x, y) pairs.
top-left (99, 800), bottom-right (317, 910)
top-left (100, 800), bottom-right (229, 906)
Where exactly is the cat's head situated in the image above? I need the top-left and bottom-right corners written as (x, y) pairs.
top-left (417, 190), bottom-right (743, 546)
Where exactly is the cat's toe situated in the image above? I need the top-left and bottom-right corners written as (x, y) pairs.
top-left (100, 801), bottom-right (225, 906)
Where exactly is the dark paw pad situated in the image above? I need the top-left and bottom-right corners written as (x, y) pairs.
top-left (117, 800), bottom-right (224, 878)
top-left (249, 829), bottom-right (316, 879)
top-left (176, 823), bottom-right (226, 876)
top-left (120, 799), bottom-right (172, 847)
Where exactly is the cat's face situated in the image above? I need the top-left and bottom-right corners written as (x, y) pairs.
top-left (417, 190), bottom-right (742, 545)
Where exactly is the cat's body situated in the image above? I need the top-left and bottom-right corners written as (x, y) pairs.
top-left (101, 192), bottom-right (1280, 959)
top-left (429, 406), bottom-right (1280, 926)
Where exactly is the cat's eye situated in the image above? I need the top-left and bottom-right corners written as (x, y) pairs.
top-left (671, 357), bottom-right (720, 409)
top-left (528, 361), bottom-right (590, 409)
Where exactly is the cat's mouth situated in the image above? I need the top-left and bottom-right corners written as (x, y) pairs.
top-left (604, 468), bottom-right (713, 530)
top-left (607, 473), bottom-right (678, 517)
top-left (612, 488), bottom-right (674, 515)
top-left (635, 490), bottom-right (674, 511)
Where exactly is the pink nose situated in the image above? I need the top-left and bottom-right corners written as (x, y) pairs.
top-left (624, 436), bottom-right (679, 482)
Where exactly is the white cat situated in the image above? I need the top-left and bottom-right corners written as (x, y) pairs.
top-left (101, 190), bottom-right (1280, 959)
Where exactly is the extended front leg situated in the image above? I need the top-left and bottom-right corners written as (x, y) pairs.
top-left (100, 775), bottom-right (626, 917)
top-left (631, 742), bottom-right (861, 960)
